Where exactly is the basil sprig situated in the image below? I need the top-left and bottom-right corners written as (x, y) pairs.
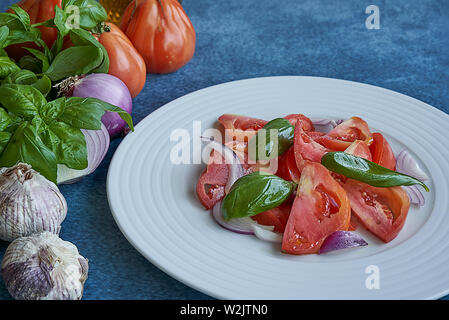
top-left (0, 84), bottom-right (133, 183)
top-left (248, 118), bottom-right (294, 161)
top-left (321, 152), bottom-right (429, 191)
top-left (221, 172), bottom-right (295, 220)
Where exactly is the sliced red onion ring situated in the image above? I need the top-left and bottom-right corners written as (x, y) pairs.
top-left (201, 136), bottom-right (245, 193)
top-left (402, 185), bottom-right (425, 206)
top-left (311, 118), bottom-right (344, 133)
top-left (396, 150), bottom-right (429, 181)
top-left (252, 224), bottom-right (283, 243)
top-left (318, 231), bottom-right (368, 254)
top-left (57, 124), bottom-right (110, 184)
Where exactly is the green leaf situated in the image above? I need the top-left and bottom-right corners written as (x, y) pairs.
top-left (221, 172), bottom-right (294, 220)
top-left (40, 120), bottom-right (88, 170)
top-left (321, 152), bottom-right (430, 191)
top-left (0, 120), bottom-right (57, 183)
top-left (45, 45), bottom-right (103, 81)
top-left (40, 97), bottom-right (65, 120)
top-left (2, 69), bottom-right (37, 85)
top-left (31, 75), bottom-right (52, 97)
top-left (0, 107), bottom-right (13, 131)
top-left (59, 97), bottom-right (134, 131)
top-left (70, 0), bottom-right (108, 29)
top-left (0, 13), bottom-right (25, 32)
top-left (0, 131), bottom-right (11, 154)
top-left (0, 56), bottom-right (20, 78)
top-left (0, 26), bottom-right (9, 48)
top-left (24, 47), bottom-right (50, 72)
top-left (0, 84), bottom-right (47, 119)
top-left (248, 118), bottom-right (294, 161)
top-left (8, 5), bottom-right (31, 31)
top-left (69, 28), bottom-right (109, 73)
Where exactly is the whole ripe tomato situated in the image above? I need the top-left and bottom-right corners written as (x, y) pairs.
top-left (120, 0), bottom-right (196, 74)
top-left (343, 179), bottom-right (410, 243)
top-left (282, 162), bottom-right (351, 255)
top-left (6, 0), bottom-right (62, 58)
top-left (369, 132), bottom-right (396, 170)
top-left (97, 23), bottom-right (146, 98)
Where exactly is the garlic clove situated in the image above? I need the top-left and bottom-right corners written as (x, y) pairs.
top-left (0, 163), bottom-right (67, 242)
top-left (1, 232), bottom-right (88, 300)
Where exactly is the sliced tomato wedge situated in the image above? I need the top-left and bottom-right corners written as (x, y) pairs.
top-left (282, 163), bottom-right (351, 255)
top-left (196, 151), bottom-right (229, 209)
top-left (251, 200), bottom-right (292, 233)
top-left (293, 121), bottom-right (330, 171)
top-left (284, 114), bottom-right (314, 131)
top-left (218, 114), bottom-right (267, 142)
top-left (315, 117), bottom-right (372, 151)
top-left (343, 179), bottom-right (410, 243)
top-left (369, 132), bottom-right (396, 170)
top-left (275, 146), bottom-right (301, 183)
top-left (344, 140), bottom-right (372, 161)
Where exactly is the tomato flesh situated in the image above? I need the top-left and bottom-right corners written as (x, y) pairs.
top-left (343, 179), bottom-right (410, 243)
top-left (282, 163), bottom-right (351, 254)
top-left (369, 132), bottom-right (396, 171)
top-left (219, 114), bottom-right (268, 142)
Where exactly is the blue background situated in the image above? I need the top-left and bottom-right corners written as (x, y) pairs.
top-left (0, 0), bottom-right (448, 299)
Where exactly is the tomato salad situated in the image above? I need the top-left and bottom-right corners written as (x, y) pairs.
top-left (197, 114), bottom-right (429, 255)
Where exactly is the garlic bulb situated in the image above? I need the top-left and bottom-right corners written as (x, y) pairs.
top-left (1, 232), bottom-right (89, 300)
top-left (0, 163), bottom-right (67, 242)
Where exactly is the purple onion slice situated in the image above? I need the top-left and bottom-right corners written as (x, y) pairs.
top-left (396, 150), bottom-right (429, 181)
top-left (402, 185), bottom-right (425, 206)
top-left (319, 231), bottom-right (368, 254)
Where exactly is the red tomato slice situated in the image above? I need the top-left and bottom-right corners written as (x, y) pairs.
top-left (284, 114), bottom-right (314, 131)
top-left (275, 146), bottom-right (301, 183)
top-left (344, 140), bottom-right (372, 161)
top-left (343, 179), bottom-right (410, 243)
top-left (282, 163), bottom-right (351, 255)
top-left (293, 122), bottom-right (330, 170)
top-left (196, 151), bottom-right (229, 209)
top-left (369, 132), bottom-right (396, 170)
top-left (315, 117), bottom-right (372, 151)
top-left (251, 201), bottom-right (292, 233)
top-left (219, 114), bottom-right (267, 142)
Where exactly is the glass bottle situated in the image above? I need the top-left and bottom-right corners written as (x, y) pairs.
top-left (99, 0), bottom-right (134, 24)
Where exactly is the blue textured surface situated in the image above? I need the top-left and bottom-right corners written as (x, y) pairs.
top-left (0, 0), bottom-right (448, 300)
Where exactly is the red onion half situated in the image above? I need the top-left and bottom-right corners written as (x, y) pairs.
top-left (69, 74), bottom-right (133, 137)
top-left (319, 231), bottom-right (368, 254)
top-left (57, 124), bottom-right (110, 184)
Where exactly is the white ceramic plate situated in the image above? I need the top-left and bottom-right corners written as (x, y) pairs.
top-left (107, 76), bottom-right (449, 299)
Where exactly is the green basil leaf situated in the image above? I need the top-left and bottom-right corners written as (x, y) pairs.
top-left (0, 13), bottom-right (25, 32)
top-left (0, 49), bottom-right (7, 57)
top-left (8, 5), bottom-right (31, 31)
top-left (248, 118), bottom-right (294, 161)
top-left (18, 55), bottom-right (42, 73)
top-left (0, 26), bottom-right (9, 48)
top-left (40, 121), bottom-right (88, 170)
top-left (0, 84), bottom-right (47, 119)
top-left (70, 0), bottom-right (107, 29)
top-left (59, 97), bottom-right (134, 131)
top-left (0, 56), bottom-right (20, 78)
top-left (31, 75), bottom-right (52, 97)
top-left (0, 107), bottom-right (13, 131)
top-left (321, 152), bottom-right (430, 191)
top-left (24, 47), bottom-right (50, 72)
top-left (0, 119), bottom-right (57, 183)
top-left (69, 28), bottom-right (109, 73)
top-left (40, 97), bottom-right (65, 120)
top-left (54, 6), bottom-right (69, 35)
top-left (0, 131), bottom-right (11, 154)
top-left (45, 45), bottom-right (103, 81)
top-left (221, 172), bottom-right (294, 220)
top-left (2, 69), bottom-right (37, 85)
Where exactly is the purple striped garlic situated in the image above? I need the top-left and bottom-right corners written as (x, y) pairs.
top-left (1, 232), bottom-right (88, 300)
top-left (0, 163), bottom-right (67, 242)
